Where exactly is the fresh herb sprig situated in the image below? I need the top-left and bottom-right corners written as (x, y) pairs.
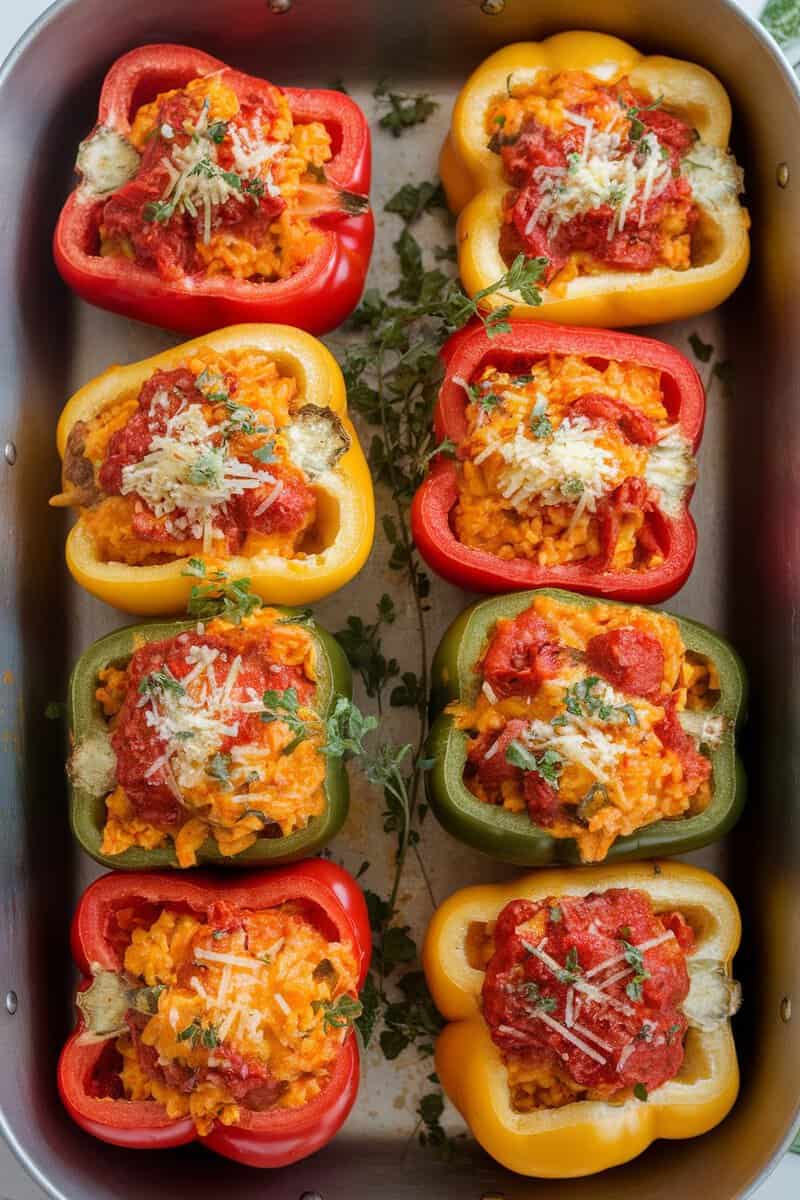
top-left (332, 191), bottom-right (548, 1161)
top-left (182, 560), bottom-right (262, 623)
top-left (311, 993), bottom-right (363, 1034)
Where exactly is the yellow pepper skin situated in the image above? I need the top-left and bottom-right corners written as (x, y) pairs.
top-left (54, 324), bottom-right (374, 615)
top-left (442, 32), bottom-right (750, 327)
top-left (423, 861), bottom-right (740, 1178)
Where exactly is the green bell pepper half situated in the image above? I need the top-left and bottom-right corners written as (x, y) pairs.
top-left (67, 607), bottom-right (352, 870)
top-left (427, 588), bottom-right (746, 867)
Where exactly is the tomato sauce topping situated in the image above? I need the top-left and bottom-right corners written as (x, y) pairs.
top-left (100, 85), bottom-right (288, 281)
top-left (585, 628), bottom-right (665, 700)
top-left (112, 630), bottom-right (313, 828)
top-left (482, 889), bottom-right (694, 1097)
top-left (97, 367), bottom-right (315, 553)
top-left (491, 76), bottom-right (699, 282)
top-left (481, 609), bottom-right (563, 699)
top-left (455, 595), bottom-right (716, 862)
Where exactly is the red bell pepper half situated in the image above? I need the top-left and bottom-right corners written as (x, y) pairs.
top-left (411, 320), bottom-right (705, 603)
top-left (53, 44), bottom-right (374, 336)
top-left (57, 860), bottom-right (371, 1167)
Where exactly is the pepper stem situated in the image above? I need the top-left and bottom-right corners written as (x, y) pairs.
top-left (76, 963), bottom-right (164, 1043)
top-left (683, 958), bottom-right (742, 1031)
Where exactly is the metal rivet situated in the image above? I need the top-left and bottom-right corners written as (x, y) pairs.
top-left (268, 0), bottom-right (292, 12)
top-left (3, 441), bottom-right (16, 465)
top-left (5, 991), bottom-right (17, 1015)
top-left (777, 162), bottom-right (790, 188)
top-left (780, 996), bottom-right (792, 1022)
top-left (480, 0), bottom-right (505, 12)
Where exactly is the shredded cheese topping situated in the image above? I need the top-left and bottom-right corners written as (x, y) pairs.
top-left (155, 99), bottom-right (288, 244)
top-left (523, 128), bottom-right (673, 241)
top-left (119, 402), bottom-right (277, 550)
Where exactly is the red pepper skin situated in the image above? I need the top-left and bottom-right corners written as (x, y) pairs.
top-left (53, 45), bottom-right (374, 336)
top-left (411, 320), bottom-right (704, 604)
top-left (58, 861), bottom-right (370, 1165)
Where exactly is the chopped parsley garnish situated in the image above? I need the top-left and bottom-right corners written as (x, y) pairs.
top-left (311, 993), bottom-right (363, 1032)
top-left (621, 938), bottom-right (651, 1002)
top-left (196, 369), bottom-right (231, 405)
top-left (561, 476), bottom-right (584, 498)
top-left (142, 199), bottom-right (176, 224)
top-left (494, 114), bottom-right (506, 127)
top-left (207, 120), bottom-right (228, 143)
top-left (243, 177), bottom-right (265, 200)
top-left (207, 752), bottom-right (233, 788)
top-left (665, 1022), bottom-right (682, 1045)
top-left (469, 384), bottom-right (500, 411)
top-left (138, 670), bottom-right (185, 699)
top-left (513, 373), bottom-right (535, 385)
top-left (186, 450), bottom-right (223, 487)
top-left (521, 981), bottom-right (557, 1012)
top-left (622, 94), bottom-right (663, 142)
top-left (260, 687), bottom-right (309, 754)
top-left (530, 413), bottom-right (553, 439)
top-left (549, 905), bottom-right (563, 924)
top-left (177, 1020), bottom-right (219, 1049)
top-left (505, 740), bottom-right (564, 784)
top-left (633, 1082), bottom-right (648, 1102)
top-left (567, 151), bottom-right (581, 173)
top-left (557, 947), bottom-right (582, 984)
top-left (221, 400), bottom-right (268, 440)
top-left (562, 676), bottom-right (639, 726)
top-left (253, 439), bottom-right (278, 464)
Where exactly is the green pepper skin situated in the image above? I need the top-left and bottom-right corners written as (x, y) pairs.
top-left (68, 608), bottom-right (352, 870)
top-left (427, 588), bottom-right (747, 867)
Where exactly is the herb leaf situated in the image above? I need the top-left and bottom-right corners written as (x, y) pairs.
top-left (311, 993), bottom-right (363, 1033)
top-left (688, 332), bottom-right (714, 363)
top-left (373, 81), bottom-right (437, 136)
top-left (183, 566), bottom-right (262, 624)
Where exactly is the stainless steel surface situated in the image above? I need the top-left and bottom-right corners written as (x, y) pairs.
top-left (0, 1), bottom-right (798, 1197)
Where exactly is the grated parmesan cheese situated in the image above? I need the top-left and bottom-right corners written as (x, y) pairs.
top-left (476, 415), bottom-right (624, 512)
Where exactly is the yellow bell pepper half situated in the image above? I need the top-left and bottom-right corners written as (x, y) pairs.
top-left (442, 32), bottom-right (750, 327)
top-left (422, 860), bottom-right (740, 1178)
top-left (53, 324), bottom-right (374, 615)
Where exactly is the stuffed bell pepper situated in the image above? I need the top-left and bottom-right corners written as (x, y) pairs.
top-left (54, 43), bottom-right (374, 335)
top-left (423, 860), bottom-right (741, 1177)
top-left (58, 862), bottom-right (370, 1166)
top-left (49, 324), bottom-right (374, 614)
top-left (441, 31), bottom-right (749, 326)
top-left (67, 603), bottom-right (356, 869)
top-left (411, 320), bottom-right (704, 602)
top-left (428, 589), bottom-right (745, 865)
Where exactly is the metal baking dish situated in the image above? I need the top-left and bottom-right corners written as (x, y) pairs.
top-left (0, 0), bottom-right (798, 1196)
